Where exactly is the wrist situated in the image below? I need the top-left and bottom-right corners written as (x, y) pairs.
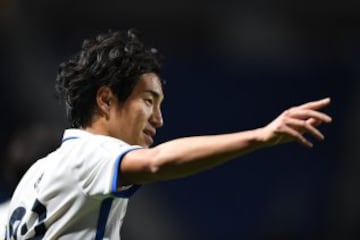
top-left (252, 127), bottom-right (273, 148)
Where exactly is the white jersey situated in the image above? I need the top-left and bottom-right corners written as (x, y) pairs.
top-left (5, 129), bottom-right (142, 240)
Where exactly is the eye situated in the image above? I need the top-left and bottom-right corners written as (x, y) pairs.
top-left (144, 98), bottom-right (153, 106)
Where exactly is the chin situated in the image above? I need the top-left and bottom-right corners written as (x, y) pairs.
top-left (143, 142), bottom-right (153, 148)
top-left (137, 140), bottom-right (151, 148)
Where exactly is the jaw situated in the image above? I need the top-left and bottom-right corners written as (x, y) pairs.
top-left (142, 132), bottom-right (154, 147)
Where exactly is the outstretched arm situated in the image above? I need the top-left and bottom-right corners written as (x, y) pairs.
top-left (120, 98), bottom-right (332, 185)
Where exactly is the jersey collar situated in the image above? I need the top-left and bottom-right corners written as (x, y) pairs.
top-left (62, 129), bottom-right (93, 142)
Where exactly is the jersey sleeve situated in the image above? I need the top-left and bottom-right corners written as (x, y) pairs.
top-left (74, 138), bottom-right (142, 199)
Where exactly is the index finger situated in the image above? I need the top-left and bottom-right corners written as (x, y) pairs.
top-left (298, 97), bottom-right (331, 110)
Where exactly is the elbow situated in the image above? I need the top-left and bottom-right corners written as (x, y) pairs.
top-left (148, 159), bottom-right (161, 176)
top-left (144, 148), bottom-right (178, 182)
top-left (122, 147), bottom-right (182, 184)
top-left (136, 148), bottom-right (167, 182)
top-left (147, 152), bottom-right (168, 180)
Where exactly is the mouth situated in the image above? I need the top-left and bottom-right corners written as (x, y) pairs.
top-left (143, 129), bottom-right (156, 145)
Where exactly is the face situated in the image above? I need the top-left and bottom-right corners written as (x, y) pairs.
top-left (108, 72), bottom-right (164, 147)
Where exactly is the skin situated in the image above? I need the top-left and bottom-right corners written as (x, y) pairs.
top-left (84, 72), bottom-right (164, 147)
top-left (85, 72), bottom-right (332, 188)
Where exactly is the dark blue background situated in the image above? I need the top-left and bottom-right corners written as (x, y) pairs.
top-left (0, 1), bottom-right (358, 239)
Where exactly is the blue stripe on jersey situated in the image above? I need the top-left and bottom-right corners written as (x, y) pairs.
top-left (111, 148), bottom-right (142, 198)
top-left (95, 197), bottom-right (113, 240)
top-left (62, 136), bottom-right (79, 143)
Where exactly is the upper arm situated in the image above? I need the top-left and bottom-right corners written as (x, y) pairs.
top-left (119, 148), bottom-right (159, 186)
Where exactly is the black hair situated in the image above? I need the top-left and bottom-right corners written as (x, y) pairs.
top-left (55, 29), bottom-right (161, 128)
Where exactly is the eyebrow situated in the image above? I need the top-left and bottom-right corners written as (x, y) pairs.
top-left (144, 90), bottom-right (164, 101)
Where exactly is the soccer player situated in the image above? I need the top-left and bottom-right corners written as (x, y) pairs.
top-left (4, 29), bottom-right (332, 240)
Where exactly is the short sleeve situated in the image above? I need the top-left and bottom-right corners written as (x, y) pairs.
top-left (73, 137), bottom-right (142, 199)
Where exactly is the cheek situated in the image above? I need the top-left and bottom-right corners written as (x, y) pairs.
top-left (131, 106), bottom-right (151, 130)
top-left (137, 108), bottom-right (151, 127)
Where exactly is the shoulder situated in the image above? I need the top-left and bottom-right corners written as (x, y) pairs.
top-left (62, 128), bottom-right (141, 159)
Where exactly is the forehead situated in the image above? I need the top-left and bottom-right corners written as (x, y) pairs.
top-left (134, 73), bottom-right (164, 99)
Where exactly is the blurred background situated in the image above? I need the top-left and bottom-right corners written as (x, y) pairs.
top-left (0, 0), bottom-right (359, 239)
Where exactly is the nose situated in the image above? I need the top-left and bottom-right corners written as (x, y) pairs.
top-left (150, 107), bottom-right (164, 128)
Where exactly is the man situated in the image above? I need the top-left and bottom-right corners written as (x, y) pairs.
top-left (4, 29), bottom-right (332, 240)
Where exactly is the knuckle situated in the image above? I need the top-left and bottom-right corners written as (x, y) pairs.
top-left (303, 120), bottom-right (308, 126)
top-left (283, 118), bottom-right (290, 126)
top-left (286, 107), bottom-right (296, 115)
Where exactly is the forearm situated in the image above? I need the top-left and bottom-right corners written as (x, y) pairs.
top-left (121, 128), bottom-right (268, 184)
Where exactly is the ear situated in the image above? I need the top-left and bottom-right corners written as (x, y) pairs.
top-left (96, 86), bottom-right (114, 117)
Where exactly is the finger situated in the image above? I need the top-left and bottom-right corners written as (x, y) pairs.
top-left (286, 118), bottom-right (324, 140)
top-left (305, 121), bottom-right (325, 141)
top-left (307, 118), bottom-right (321, 127)
top-left (282, 125), bottom-right (313, 148)
top-left (305, 123), bottom-right (325, 141)
top-left (289, 109), bottom-right (332, 123)
top-left (297, 97), bottom-right (331, 110)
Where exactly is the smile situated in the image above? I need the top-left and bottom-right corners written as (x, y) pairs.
top-left (143, 129), bottom-right (155, 145)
